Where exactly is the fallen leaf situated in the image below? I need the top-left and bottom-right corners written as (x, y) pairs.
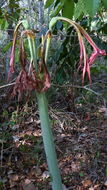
top-left (22, 179), bottom-right (37, 190)
top-left (82, 179), bottom-right (92, 188)
top-left (11, 174), bottom-right (19, 182)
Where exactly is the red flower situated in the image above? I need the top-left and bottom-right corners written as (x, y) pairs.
top-left (77, 24), bottom-right (106, 84)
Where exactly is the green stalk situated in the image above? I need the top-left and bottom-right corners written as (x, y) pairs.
top-left (37, 92), bottom-right (63, 190)
top-left (25, 23), bottom-right (63, 190)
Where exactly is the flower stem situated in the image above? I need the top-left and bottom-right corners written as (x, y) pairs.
top-left (37, 92), bottom-right (63, 190)
top-left (25, 20), bottom-right (63, 189)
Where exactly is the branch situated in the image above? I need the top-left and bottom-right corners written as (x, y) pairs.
top-left (0, 82), bottom-right (15, 89)
top-left (52, 83), bottom-right (101, 96)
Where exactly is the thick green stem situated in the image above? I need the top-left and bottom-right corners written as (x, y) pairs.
top-left (37, 92), bottom-right (63, 190)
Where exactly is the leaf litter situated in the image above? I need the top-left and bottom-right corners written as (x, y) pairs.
top-left (0, 89), bottom-right (107, 190)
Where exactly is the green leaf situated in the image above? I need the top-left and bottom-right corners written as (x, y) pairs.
top-left (50, 2), bottom-right (64, 17)
top-left (62, 0), bottom-right (74, 19)
top-left (3, 42), bottom-right (13, 53)
top-left (83, 0), bottom-right (101, 17)
top-left (45, 0), bottom-right (54, 8)
top-left (102, 0), bottom-right (107, 10)
top-left (54, 0), bottom-right (60, 7)
top-left (0, 19), bottom-right (8, 30)
top-left (60, 0), bottom-right (66, 3)
top-left (74, 0), bottom-right (84, 19)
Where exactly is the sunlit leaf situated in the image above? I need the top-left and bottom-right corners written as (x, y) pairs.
top-left (45, 0), bottom-right (54, 8)
top-left (74, 0), bottom-right (84, 20)
top-left (84, 0), bottom-right (101, 17)
top-left (50, 2), bottom-right (64, 17)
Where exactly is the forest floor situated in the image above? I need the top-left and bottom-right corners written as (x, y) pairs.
top-left (0, 85), bottom-right (107, 190)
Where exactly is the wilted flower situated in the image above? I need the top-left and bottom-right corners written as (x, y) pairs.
top-left (8, 25), bottom-right (51, 100)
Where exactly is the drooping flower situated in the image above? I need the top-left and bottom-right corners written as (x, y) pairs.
top-left (76, 23), bottom-right (106, 84)
top-left (8, 26), bottom-right (51, 100)
top-left (49, 17), bottom-right (107, 85)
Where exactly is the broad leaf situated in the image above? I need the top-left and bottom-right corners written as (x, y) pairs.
top-left (74, 0), bottom-right (84, 20)
top-left (84, 0), bottom-right (101, 17)
top-left (60, 0), bottom-right (66, 3)
top-left (62, 0), bottom-right (74, 19)
top-left (102, 0), bottom-right (107, 10)
top-left (45, 0), bottom-right (54, 8)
